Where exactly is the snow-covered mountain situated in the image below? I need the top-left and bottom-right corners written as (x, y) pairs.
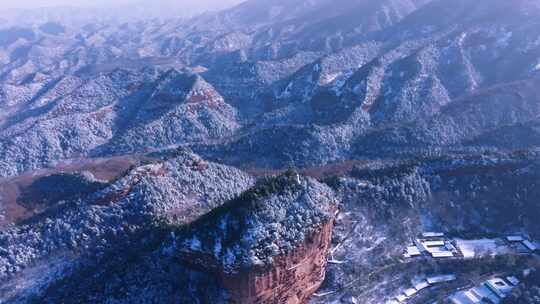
top-left (2, 0), bottom-right (540, 175)
top-left (2, 0), bottom-right (540, 303)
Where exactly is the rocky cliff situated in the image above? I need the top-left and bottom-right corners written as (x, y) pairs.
top-left (173, 173), bottom-right (337, 304)
top-left (221, 220), bottom-right (334, 304)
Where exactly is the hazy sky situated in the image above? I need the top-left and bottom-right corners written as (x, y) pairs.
top-left (0, 0), bottom-right (244, 10)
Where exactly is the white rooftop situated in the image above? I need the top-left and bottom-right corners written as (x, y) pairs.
top-left (506, 235), bottom-right (524, 242)
top-left (486, 278), bottom-right (513, 297)
top-left (414, 239), bottom-right (429, 252)
top-left (414, 280), bottom-right (430, 291)
top-left (427, 274), bottom-right (457, 284)
top-left (507, 276), bottom-right (520, 286)
top-left (463, 290), bottom-right (482, 303)
top-left (472, 285), bottom-right (500, 304)
top-left (431, 251), bottom-right (454, 258)
top-left (523, 240), bottom-right (537, 251)
top-left (407, 246), bottom-right (421, 256)
top-left (455, 238), bottom-right (511, 259)
top-left (451, 291), bottom-right (481, 304)
top-left (422, 232), bottom-right (445, 238)
top-left (423, 240), bottom-right (445, 247)
top-left (404, 288), bottom-right (417, 297)
top-left (396, 294), bottom-right (407, 303)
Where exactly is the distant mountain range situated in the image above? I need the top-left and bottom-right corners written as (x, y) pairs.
top-left (1, 0), bottom-right (539, 176)
top-left (1, 1), bottom-right (540, 303)
top-left (0, 0), bottom-right (244, 28)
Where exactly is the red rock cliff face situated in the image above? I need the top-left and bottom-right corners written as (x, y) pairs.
top-left (220, 219), bottom-right (335, 304)
top-left (175, 175), bottom-right (337, 304)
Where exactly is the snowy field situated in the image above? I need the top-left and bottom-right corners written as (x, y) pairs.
top-left (454, 239), bottom-right (512, 258)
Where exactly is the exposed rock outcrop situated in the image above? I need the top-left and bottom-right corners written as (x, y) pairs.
top-left (174, 173), bottom-right (337, 304)
top-left (220, 220), bottom-right (334, 304)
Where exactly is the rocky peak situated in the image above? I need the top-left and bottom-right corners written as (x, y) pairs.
top-left (173, 172), bottom-right (337, 303)
top-left (176, 172), bottom-right (336, 272)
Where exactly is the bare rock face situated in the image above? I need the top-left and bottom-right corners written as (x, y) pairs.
top-left (174, 172), bottom-right (337, 304)
top-left (220, 220), bottom-right (335, 304)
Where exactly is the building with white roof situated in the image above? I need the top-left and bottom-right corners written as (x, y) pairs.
top-left (471, 285), bottom-right (501, 304)
top-left (395, 294), bottom-right (407, 303)
top-left (485, 278), bottom-right (513, 298)
top-left (406, 246), bottom-right (421, 257)
top-left (506, 235), bottom-right (524, 242)
top-left (404, 288), bottom-right (417, 297)
top-left (463, 291), bottom-right (482, 303)
top-left (413, 280), bottom-right (430, 291)
top-left (431, 251), bottom-right (454, 258)
top-left (450, 275), bottom-right (520, 304)
top-left (414, 239), bottom-right (429, 253)
top-left (427, 274), bottom-right (456, 284)
top-left (423, 240), bottom-right (445, 247)
top-left (506, 276), bottom-right (520, 286)
top-left (422, 232), bottom-right (445, 238)
top-left (522, 240), bottom-right (537, 252)
top-left (450, 290), bottom-right (482, 304)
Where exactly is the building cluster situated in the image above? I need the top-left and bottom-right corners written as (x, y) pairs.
top-left (450, 275), bottom-right (520, 304)
top-left (404, 233), bottom-right (539, 260)
top-left (505, 235), bottom-right (538, 253)
top-left (403, 232), bottom-right (458, 259)
top-left (388, 274), bottom-right (457, 304)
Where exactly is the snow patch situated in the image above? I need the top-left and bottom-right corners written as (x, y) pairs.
top-left (455, 238), bottom-right (511, 259)
top-left (457, 32), bottom-right (468, 46)
top-left (496, 31), bottom-right (513, 48)
top-left (188, 236), bottom-right (202, 250)
top-left (277, 81), bottom-right (293, 99)
top-left (321, 73), bottom-right (339, 85)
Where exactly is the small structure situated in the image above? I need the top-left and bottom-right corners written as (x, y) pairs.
top-left (451, 290), bottom-right (482, 304)
top-left (413, 280), bottom-right (430, 291)
top-left (431, 251), bottom-right (454, 258)
top-left (522, 240), bottom-right (537, 252)
top-left (395, 294), bottom-right (407, 303)
top-left (404, 246), bottom-right (421, 258)
top-left (422, 232), bottom-right (445, 239)
top-left (485, 278), bottom-right (513, 298)
top-left (414, 239), bottom-right (429, 253)
top-left (471, 285), bottom-right (500, 304)
top-left (511, 242), bottom-right (531, 254)
top-left (403, 288), bottom-right (417, 297)
top-left (423, 240), bottom-right (445, 247)
top-left (506, 276), bottom-right (520, 286)
top-left (445, 242), bottom-right (457, 251)
top-left (506, 235), bottom-right (524, 242)
top-left (427, 274), bottom-right (457, 285)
